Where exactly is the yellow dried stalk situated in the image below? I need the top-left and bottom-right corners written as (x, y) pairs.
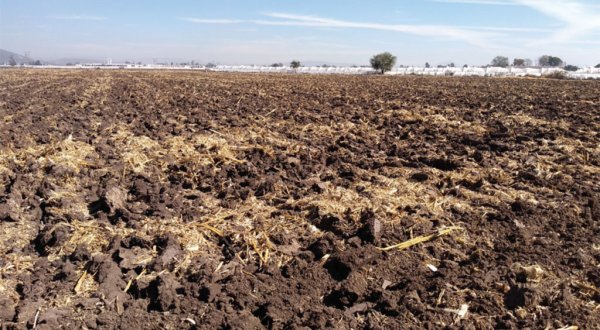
top-left (572, 281), bottom-right (600, 296)
top-left (124, 269), bottom-right (147, 293)
top-left (378, 226), bottom-right (464, 252)
top-left (74, 270), bottom-right (88, 293)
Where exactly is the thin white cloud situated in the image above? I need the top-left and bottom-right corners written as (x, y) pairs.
top-left (48, 15), bottom-right (107, 21)
top-left (430, 0), bottom-right (519, 5)
top-left (511, 0), bottom-right (600, 42)
top-left (565, 40), bottom-right (600, 44)
top-left (180, 2), bottom-right (600, 50)
top-left (182, 13), bottom-right (544, 34)
top-left (455, 26), bottom-right (549, 32)
top-left (236, 28), bottom-right (258, 32)
top-left (182, 13), bottom-right (501, 47)
top-left (258, 12), bottom-right (498, 46)
top-left (179, 17), bottom-right (243, 24)
top-left (429, 0), bottom-right (600, 44)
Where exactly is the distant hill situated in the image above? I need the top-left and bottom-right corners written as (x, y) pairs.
top-left (0, 49), bottom-right (100, 66)
top-left (0, 49), bottom-right (34, 65)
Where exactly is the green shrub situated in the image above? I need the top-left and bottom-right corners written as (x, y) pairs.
top-left (564, 65), bottom-right (579, 72)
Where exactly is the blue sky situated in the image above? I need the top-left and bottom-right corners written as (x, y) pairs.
top-left (1, 0), bottom-right (600, 66)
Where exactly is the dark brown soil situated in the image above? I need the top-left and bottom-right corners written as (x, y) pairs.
top-left (0, 69), bottom-right (599, 329)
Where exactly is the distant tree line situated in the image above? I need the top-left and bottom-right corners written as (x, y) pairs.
top-left (538, 55), bottom-right (563, 67)
top-left (512, 58), bottom-right (533, 67)
top-left (248, 54), bottom-right (599, 75)
top-left (196, 60), bottom-right (598, 70)
top-left (489, 55), bottom-right (578, 68)
top-left (223, 52), bottom-right (600, 74)
top-left (6, 55), bottom-right (42, 66)
top-left (366, 52), bottom-right (596, 74)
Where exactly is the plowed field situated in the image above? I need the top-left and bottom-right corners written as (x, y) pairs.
top-left (0, 70), bottom-right (599, 329)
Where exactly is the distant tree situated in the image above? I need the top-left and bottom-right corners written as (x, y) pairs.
top-left (539, 55), bottom-right (563, 67)
top-left (491, 56), bottom-right (509, 68)
top-left (595, 63), bottom-right (600, 68)
top-left (425, 62), bottom-right (430, 68)
top-left (449, 62), bottom-right (455, 67)
top-left (271, 63), bottom-right (283, 67)
top-left (205, 63), bottom-right (216, 68)
top-left (8, 55), bottom-right (17, 66)
top-left (370, 52), bottom-right (397, 74)
top-left (290, 60), bottom-right (301, 69)
top-left (463, 64), bottom-right (468, 68)
top-left (513, 58), bottom-right (526, 67)
top-left (66, 62), bottom-right (74, 66)
top-left (564, 65), bottom-right (579, 71)
top-left (550, 57), bottom-right (563, 67)
top-left (33, 60), bottom-right (42, 66)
